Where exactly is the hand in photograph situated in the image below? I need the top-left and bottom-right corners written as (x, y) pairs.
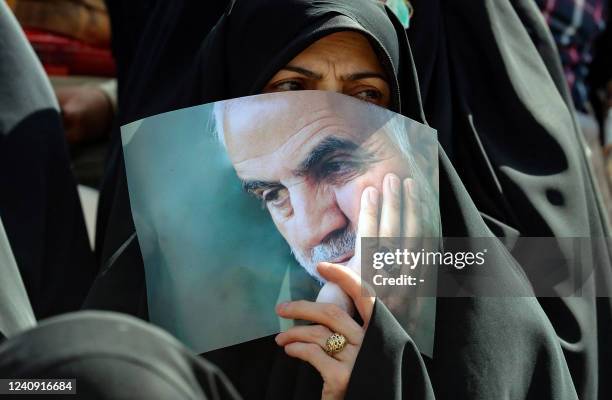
top-left (315, 174), bottom-right (422, 312)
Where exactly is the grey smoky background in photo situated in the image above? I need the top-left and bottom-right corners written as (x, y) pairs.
top-left (121, 91), bottom-right (440, 356)
top-left (122, 104), bottom-right (305, 353)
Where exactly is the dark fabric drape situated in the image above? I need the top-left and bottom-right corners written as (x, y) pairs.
top-left (0, 311), bottom-right (242, 400)
top-left (96, 0), bottom-right (229, 261)
top-left (0, 215), bottom-right (36, 340)
top-left (409, 1), bottom-right (612, 399)
top-left (0, 1), bottom-right (95, 320)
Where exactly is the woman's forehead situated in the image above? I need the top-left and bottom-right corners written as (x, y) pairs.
top-left (288, 31), bottom-right (383, 67)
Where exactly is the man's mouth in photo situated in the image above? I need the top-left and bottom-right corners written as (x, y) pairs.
top-left (314, 228), bottom-right (356, 266)
top-left (331, 251), bottom-right (354, 265)
top-left (291, 228), bottom-right (357, 282)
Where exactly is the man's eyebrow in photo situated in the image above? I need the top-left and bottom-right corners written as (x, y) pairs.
top-left (293, 136), bottom-right (376, 177)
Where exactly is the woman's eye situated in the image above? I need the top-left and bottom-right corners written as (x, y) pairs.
top-left (273, 80), bottom-right (304, 91)
top-left (353, 89), bottom-right (383, 102)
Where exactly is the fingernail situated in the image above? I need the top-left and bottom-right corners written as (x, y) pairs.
top-left (366, 187), bottom-right (379, 207)
top-left (404, 178), bottom-right (416, 199)
top-left (276, 302), bottom-right (288, 313)
top-left (388, 174), bottom-right (400, 196)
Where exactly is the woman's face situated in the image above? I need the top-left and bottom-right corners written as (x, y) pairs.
top-left (263, 31), bottom-right (391, 108)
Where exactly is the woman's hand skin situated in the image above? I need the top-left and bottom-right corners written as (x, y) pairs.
top-left (275, 262), bottom-right (374, 400)
top-left (275, 175), bottom-right (418, 399)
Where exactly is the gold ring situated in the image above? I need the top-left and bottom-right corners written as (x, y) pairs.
top-left (325, 333), bottom-right (347, 355)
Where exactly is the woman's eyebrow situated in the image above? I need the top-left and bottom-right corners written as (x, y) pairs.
top-left (281, 66), bottom-right (387, 82)
top-left (342, 71), bottom-right (387, 81)
top-left (281, 65), bottom-right (322, 79)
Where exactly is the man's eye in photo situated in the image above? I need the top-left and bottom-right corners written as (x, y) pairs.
top-left (262, 188), bottom-right (280, 203)
top-left (261, 187), bottom-right (290, 210)
top-left (316, 152), bottom-right (375, 185)
top-left (318, 159), bottom-right (360, 183)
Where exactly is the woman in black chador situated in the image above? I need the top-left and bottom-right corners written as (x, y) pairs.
top-left (76, 0), bottom-right (611, 398)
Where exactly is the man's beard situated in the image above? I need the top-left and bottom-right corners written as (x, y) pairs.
top-left (291, 228), bottom-right (356, 284)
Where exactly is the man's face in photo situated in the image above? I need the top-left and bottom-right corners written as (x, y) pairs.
top-left (219, 93), bottom-right (411, 282)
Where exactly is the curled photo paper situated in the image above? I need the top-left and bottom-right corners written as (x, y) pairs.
top-left (121, 91), bottom-right (440, 357)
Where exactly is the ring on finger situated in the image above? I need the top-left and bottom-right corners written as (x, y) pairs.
top-left (324, 332), bottom-right (347, 356)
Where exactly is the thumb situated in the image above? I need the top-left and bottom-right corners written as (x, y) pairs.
top-left (316, 282), bottom-right (355, 316)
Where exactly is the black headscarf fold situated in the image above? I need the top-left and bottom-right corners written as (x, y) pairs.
top-left (183, 0), bottom-right (425, 121)
top-left (409, 1), bottom-right (612, 399)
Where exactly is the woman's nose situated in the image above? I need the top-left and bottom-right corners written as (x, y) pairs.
top-left (312, 77), bottom-right (344, 94)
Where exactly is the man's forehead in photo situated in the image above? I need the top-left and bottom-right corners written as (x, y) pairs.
top-left (216, 91), bottom-right (394, 189)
